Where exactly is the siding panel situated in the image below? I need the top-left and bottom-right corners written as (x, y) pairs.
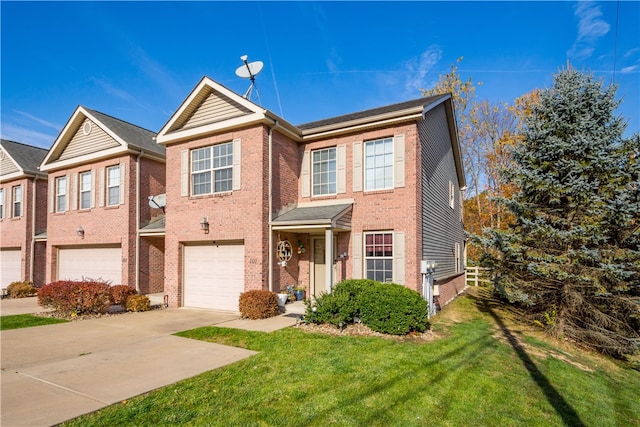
top-left (58, 118), bottom-right (120, 161)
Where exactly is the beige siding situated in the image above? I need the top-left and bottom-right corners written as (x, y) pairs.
top-left (171, 89), bottom-right (253, 132)
top-left (0, 152), bottom-right (19, 176)
top-left (58, 118), bottom-right (120, 161)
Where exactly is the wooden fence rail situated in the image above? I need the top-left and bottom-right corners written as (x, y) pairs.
top-left (466, 266), bottom-right (492, 287)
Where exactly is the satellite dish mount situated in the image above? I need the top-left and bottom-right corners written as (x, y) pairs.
top-left (235, 55), bottom-right (264, 101)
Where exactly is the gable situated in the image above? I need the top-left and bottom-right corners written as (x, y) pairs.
top-left (167, 87), bottom-right (253, 134)
top-left (56, 117), bottom-right (121, 161)
top-left (0, 149), bottom-right (20, 176)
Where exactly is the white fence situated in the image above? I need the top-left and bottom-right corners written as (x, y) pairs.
top-left (466, 266), bottom-right (491, 287)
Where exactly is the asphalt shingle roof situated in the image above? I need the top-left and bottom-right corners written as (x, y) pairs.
top-left (272, 203), bottom-right (353, 224)
top-left (1, 139), bottom-right (48, 174)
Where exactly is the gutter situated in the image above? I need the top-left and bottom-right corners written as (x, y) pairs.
top-left (135, 151), bottom-right (144, 292)
top-left (267, 120), bottom-right (276, 292)
top-left (29, 175), bottom-right (38, 283)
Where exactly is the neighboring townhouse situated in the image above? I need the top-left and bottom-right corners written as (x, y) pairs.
top-left (0, 139), bottom-right (48, 288)
top-left (39, 107), bottom-right (166, 295)
top-left (157, 77), bottom-right (466, 311)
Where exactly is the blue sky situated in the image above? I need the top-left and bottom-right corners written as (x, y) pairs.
top-left (1, 1), bottom-right (638, 149)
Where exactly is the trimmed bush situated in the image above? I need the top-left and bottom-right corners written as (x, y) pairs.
top-left (305, 279), bottom-right (429, 335)
top-left (37, 280), bottom-right (112, 315)
top-left (239, 290), bottom-right (279, 319)
top-left (7, 281), bottom-right (37, 298)
top-left (126, 294), bottom-right (151, 312)
top-left (110, 285), bottom-right (137, 305)
top-left (358, 282), bottom-right (429, 335)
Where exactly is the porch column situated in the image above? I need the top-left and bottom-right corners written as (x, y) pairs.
top-left (325, 228), bottom-right (333, 293)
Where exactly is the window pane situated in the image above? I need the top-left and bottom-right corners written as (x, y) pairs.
top-left (312, 147), bottom-right (336, 196)
top-left (364, 232), bottom-right (393, 282)
top-left (108, 187), bottom-right (119, 206)
top-left (192, 171), bottom-right (211, 195)
top-left (365, 138), bottom-right (393, 191)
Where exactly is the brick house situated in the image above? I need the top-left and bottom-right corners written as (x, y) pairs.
top-left (38, 106), bottom-right (166, 294)
top-left (157, 77), bottom-right (466, 311)
top-left (0, 139), bottom-right (48, 288)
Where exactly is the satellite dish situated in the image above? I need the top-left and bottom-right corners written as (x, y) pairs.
top-left (235, 55), bottom-right (263, 100)
top-left (148, 194), bottom-right (166, 211)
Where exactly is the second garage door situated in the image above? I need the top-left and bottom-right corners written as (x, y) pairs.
top-left (183, 244), bottom-right (244, 311)
top-left (58, 246), bottom-right (122, 285)
top-left (1, 249), bottom-right (22, 288)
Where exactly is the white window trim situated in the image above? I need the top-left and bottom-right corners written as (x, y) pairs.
top-left (0, 188), bottom-right (4, 219)
top-left (56, 176), bottom-right (68, 213)
top-left (190, 141), bottom-right (234, 196)
top-left (106, 166), bottom-right (120, 206)
top-left (364, 231), bottom-right (394, 283)
top-left (12, 185), bottom-right (22, 217)
top-left (449, 180), bottom-right (455, 209)
top-left (79, 171), bottom-right (92, 210)
top-left (364, 137), bottom-right (394, 192)
top-left (312, 147), bottom-right (337, 197)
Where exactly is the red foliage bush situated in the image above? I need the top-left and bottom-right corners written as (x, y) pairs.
top-left (239, 290), bottom-right (280, 319)
top-left (110, 285), bottom-right (137, 305)
top-left (38, 280), bottom-right (112, 315)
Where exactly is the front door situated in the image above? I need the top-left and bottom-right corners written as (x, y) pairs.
top-left (312, 237), bottom-right (326, 296)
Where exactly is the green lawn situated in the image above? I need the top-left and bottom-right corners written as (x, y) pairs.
top-left (63, 288), bottom-right (640, 426)
top-left (0, 314), bottom-right (68, 330)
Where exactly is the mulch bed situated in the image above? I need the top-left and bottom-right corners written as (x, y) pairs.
top-left (295, 321), bottom-right (437, 342)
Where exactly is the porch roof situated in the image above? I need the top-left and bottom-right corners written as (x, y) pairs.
top-left (139, 216), bottom-right (165, 236)
top-left (271, 203), bottom-right (352, 232)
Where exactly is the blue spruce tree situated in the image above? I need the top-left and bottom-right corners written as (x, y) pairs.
top-left (479, 67), bottom-right (640, 357)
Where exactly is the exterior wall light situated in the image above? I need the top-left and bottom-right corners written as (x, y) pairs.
top-left (76, 226), bottom-right (85, 238)
top-left (200, 217), bottom-right (209, 233)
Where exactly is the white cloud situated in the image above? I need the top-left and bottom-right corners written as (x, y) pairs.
top-left (13, 110), bottom-right (61, 131)
top-left (89, 77), bottom-right (137, 103)
top-left (403, 45), bottom-right (443, 96)
top-left (1, 124), bottom-right (56, 149)
top-left (620, 65), bottom-right (639, 74)
top-left (624, 48), bottom-right (640, 59)
top-left (568, 1), bottom-right (610, 61)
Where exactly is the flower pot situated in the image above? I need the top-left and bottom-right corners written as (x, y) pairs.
top-left (277, 293), bottom-right (288, 307)
top-left (294, 290), bottom-right (306, 301)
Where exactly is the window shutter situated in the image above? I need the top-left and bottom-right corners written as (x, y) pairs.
top-left (119, 163), bottom-right (125, 205)
top-left (393, 231), bottom-right (405, 285)
top-left (18, 185), bottom-right (24, 217)
top-left (301, 150), bottom-right (310, 197)
top-left (337, 144), bottom-right (346, 194)
top-left (352, 141), bottom-right (362, 192)
top-left (90, 169), bottom-right (96, 208)
top-left (394, 134), bottom-right (405, 188)
top-left (181, 150), bottom-right (189, 197)
top-left (232, 138), bottom-right (241, 191)
top-left (48, 179), bottom-right (54, 213)
top-left (72, 173), bottom-right (78, 211)
top-left (64, 174), bottom-right (70, 211)
top-left (98, 167), bottom-right (105, 207)
top-left (352, 233), bottom-right (362, 279)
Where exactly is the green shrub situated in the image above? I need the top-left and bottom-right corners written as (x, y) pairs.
top-left (126, 294), bottom-right (151, 312)
top-left (358, 282), bottom-right (429, 335)
top-left (239, 290), bottom-right (279, 319)
top-left (37, 280), bottom-right (112, 315)
top-left (305, 279), bottom-right (429, 335)
top-left (7, 281), bottom-right (37, 298)
top-left (110, 285), bottom-right (137, 305)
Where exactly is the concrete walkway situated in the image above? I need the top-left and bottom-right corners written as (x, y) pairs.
top-left (1, 297), bottom-right (304, 426)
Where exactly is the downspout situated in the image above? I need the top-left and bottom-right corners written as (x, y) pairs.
top-left (267, 121), bottom-right (276, 292)
top-left (135, 151), bottom-right (144, 293)
top-left (29, 175), bottom-right (38, 283)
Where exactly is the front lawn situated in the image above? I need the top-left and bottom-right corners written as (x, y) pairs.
top-left (0, 314), bottom-right (68, 330)
top-left (62, 288), bottom-right (640, 426)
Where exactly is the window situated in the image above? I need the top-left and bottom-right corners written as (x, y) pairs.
top-left (12, 185), bottom-right (22, 217)
top-left (191, 142), bottom-right (233, 195)
top-left (0, 188), bottom-right (4, 219)
top-left (365, 232), bottom-right (393, 282)
top-left (107, 166), bottom-right (120, 206)
top-left (312, 147), bottom-right (336, 196)
top-left (79, 171), bottom-right (92, 209)
top-left (449, 180), bottom-right (455, 209)
top-left (365, 137), bottom-right (393, 191)
top-left (455, 242), bottom-right (461, 273)
top-left (55, 176), bottom-right (67, 212)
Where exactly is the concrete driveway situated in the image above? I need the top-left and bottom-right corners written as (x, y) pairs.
top-left (1, 298), bottom-right (293, 426)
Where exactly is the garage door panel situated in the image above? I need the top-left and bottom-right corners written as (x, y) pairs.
top-left (1, 249), bottom-right (22, 288)
top-left (58, 247), bottom-right (122, 285)
top-left (183, 244), bottom-right (244, 311)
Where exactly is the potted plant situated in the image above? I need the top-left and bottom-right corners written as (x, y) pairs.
top-left (293, 286), bottom-right (306, 301)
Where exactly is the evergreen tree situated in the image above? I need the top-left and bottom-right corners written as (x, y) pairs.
top-left (479, 67), bottom-right (640, 357)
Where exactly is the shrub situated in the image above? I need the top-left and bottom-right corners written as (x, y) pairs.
top-left (358, 282), bottom-right (429, 335)
top-left (110, 285), bottom-right (137, 305)
top-left (305, 279), bottom-right (429, 335)
top-left (239, 290), bottom-right (279, 319)
top-left (37, 280), bottom-right (112, 315)
top-left (126, 294), bottom-right (151, 312)
top-left (7, 281), bottom-right (37, 298)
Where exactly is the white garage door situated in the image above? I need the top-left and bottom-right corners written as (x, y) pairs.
top-left (58, 246), bottom-right (122, 285)
top-left (183, 244), bottom-right (244, 311)
top-left (1, 249), bottom-right (22, 288)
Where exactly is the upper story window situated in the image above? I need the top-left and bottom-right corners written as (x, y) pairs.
top-left (107, 166), bottom-right (120, 206)
top-left (79, 171), bottom-right (92, 209)
top-left (12, 185), bottom-right (22, 217)
top-left (0, 188), bottom-right (4, 219)
top-left (312, 147), bottom-right (336, 196)
top-left (365, 137), bottom-right (393, 191)
top-left (449, 180), bottom-right (455, 209)
top-left (191, 141), bottom-right (233, 195)
top-left (55, 176), bottom-right (67, 212)
top-left (365, 232), bottom-right (393, 283)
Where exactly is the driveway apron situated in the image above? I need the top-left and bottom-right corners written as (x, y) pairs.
top-left (1, 307), bottom-right (257, 427)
